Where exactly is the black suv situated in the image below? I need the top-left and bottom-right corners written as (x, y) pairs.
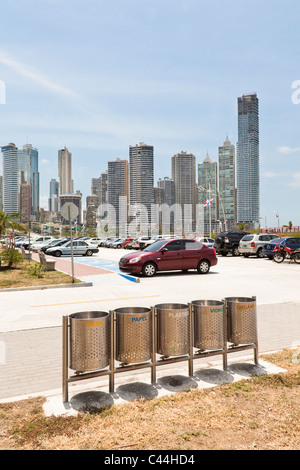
top-left (214, 231), bottom-right (249, 256)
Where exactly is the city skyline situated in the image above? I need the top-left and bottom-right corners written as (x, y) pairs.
top-left (0, 1), bottom-right (299, 227)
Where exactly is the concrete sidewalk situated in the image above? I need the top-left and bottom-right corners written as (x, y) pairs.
top-left (0, 253), bottom-right (299, 408)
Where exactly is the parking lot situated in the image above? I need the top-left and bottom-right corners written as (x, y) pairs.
top-left (0, 246), bottom-right (299, 401)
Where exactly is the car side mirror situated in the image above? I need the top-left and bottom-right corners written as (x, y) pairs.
top-left (161, 247), bottom-right (168, 253)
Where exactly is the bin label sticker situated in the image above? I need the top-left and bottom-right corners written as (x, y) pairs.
top-left (236, 304), bottom-right (253, 310)
top-left (168, 312), bottom-right (188, 318)
top-left (86, 321), bottom-right (104, 327)
top-left (132, 315), bottom-right (148, 322)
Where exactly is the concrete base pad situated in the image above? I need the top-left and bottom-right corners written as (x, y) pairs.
top-left (43, 356), bottom-right (287, 417)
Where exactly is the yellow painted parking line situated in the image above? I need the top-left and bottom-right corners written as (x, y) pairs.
top-left (31, 295), bottom-right (161, 308)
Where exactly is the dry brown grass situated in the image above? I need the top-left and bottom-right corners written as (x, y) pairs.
top-left (0, 257), bottom-right (80, 289)
top-left (0, 349), bottom-right (299, 450)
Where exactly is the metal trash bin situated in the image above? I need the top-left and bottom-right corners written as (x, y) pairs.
top-left (69, 311), bottom-right (110, 371)
top-left (115, 307), bottom-right (152, 364)
top-left (224, 297), bottom-right (257, 346)
top-left (155, 303), bottom-right (190, 356)
top-left (192, 300), bottom-right (225, 351)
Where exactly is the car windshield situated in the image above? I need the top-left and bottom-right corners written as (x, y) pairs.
top-left (241, 235), bottom-right (253, 241)
top-left (143, 240), bottom-right (168, 252)
top-left (268, 238), bottom-right (282, 244)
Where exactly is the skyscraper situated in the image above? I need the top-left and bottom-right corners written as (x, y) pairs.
top-left (198, 154), bottom-right (218, 232)
top-left (129, 142), bottom-right (154, 223)
top-left (18, 144), bottom-right (40, 220)
top-left (1, 143), bottom-right (19, 214)
top-left (58, 147), bottom-right (73, 195)
top-left (237, 93), bottom-right (260, 224)
top-left (218, 137), bottom-right (236, 228)
top-left (172, 151), bottom-right (196, 230)
top-left (49, 178), bottom-right (59, 212)
top-left (108, 158), bottom-right (129, 227)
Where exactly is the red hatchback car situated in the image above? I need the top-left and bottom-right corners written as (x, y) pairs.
top-left (119, 238), bottom-right (218, 277)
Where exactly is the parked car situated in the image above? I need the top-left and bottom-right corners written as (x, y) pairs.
top-left (238, 233), bottom-right (278, 258)
top-left (28, 237), bottom-right (56, 251)
top-left (262, 237), bottom-right (300, 259)
top-left (122, 238), bottom-right (135, 248)
top-left (124, 238), bottom-right (139, 249)
top-left (103, 237), bottom-right (119, 248)
top-left (119, 238), bottom-right (218, 277)
top-left (46, 240), bottom-right (99, 257)
top-left (22, 236), bottom-right (54, 250)
top-left (42, 238), bottom-right (69, 252)
top-left (196, 237), bottom-right (215, 247)
top-left (214, 231), bottom-right (249, 256)
top-left (110, 238), bottom-right (126, 249)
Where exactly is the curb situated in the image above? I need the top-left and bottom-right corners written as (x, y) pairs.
top-left (0, 282), bottom-right (93, 293)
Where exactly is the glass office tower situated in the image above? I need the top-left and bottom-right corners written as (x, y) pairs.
top-left (237, 93), bottom-right (259, 225)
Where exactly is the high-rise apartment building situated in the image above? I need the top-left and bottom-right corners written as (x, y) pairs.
top-left (198, 154), bottom-right (218, 232)
top-left (218, 137), bottom-right (236, 228)
top-left (172, 151), bottom-right (196, 230)
top-left (58, 147), bottom-right (73, 195)
top-left (157, 177), bottom-right (175, 232)
top-left (48, 178), bottom-right (59, 212)
top-left (237, 93), bottom-right (260, 224)
top-left (108, 158), bottom-right (129, 227)
top-left (157, 177), bottom-right (175, 208)
top-left (86, 195), bottom-right (99, 227)
top-left (19, 182), bottom-right (31, 223)
top-left (1, 143), bottom-right (19, 214)
top-left (18, 144), bottom-right (40, 220)
top-left (129, 142), bottom-right (154, 222)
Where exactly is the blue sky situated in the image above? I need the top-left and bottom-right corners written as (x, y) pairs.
top-left (0, 0), bottom-right (300, 227)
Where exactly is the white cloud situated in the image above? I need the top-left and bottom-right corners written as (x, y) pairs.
top-left (289, 173), bottom-right (300, 188)
top-left (278, 146), bottom-right (300, 154)
top-left (0, 50), bottom-right (77, 98)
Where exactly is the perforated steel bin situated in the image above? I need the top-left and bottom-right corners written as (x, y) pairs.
top-left (69, 311), bottom-right (110, 371)
top-left (155, 303), bottom-right (190, 356)
top-left (192, 300), bottom-right (225, 351)
top-left (224, 297), bottom-right (257, 346)
top-left (115, 307), bottom-right (152, 364)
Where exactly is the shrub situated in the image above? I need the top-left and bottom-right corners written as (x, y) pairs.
top-left (27, 263), bottom-right (45, 278)
top-left (1, 249), bottom-right (23, 268)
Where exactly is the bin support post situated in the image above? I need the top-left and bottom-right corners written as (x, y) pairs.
top-left (109, 310), bottom-right (115, 393)
top-left (62, 315), bottom-right (69, 403)
top-left (188, 304), bottom-right (194, 377)
top-left (151, 307), bottom-right (156, 384)
top-left (223, 307), bottom-right (228, 371)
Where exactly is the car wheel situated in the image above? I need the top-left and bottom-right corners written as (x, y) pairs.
top-left (142, 262), bottom-right (157, 277)
top-left (232, 247), bottom-right (240, 256)
top-left (197, 260), bottom-right (210, 274)
top-left (54, 250), bottom-right (61, 257)
top-left (256, 248), bottom-right (264, 258)
top-left (86, 249), bottom-right (93, 256)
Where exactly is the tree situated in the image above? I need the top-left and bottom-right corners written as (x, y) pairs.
top-left (288, 221), bottom-right (293, 230)
top-left (0, 211), bottom-right (27, 245)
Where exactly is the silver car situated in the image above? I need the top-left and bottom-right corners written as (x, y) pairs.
top-left (238, 233), bottom-right (278, 258)
top-left (46, 240), bottom-right (99, 257)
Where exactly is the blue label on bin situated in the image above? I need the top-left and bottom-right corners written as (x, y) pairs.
top-left (131, 315), bottom-right (148, 322)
